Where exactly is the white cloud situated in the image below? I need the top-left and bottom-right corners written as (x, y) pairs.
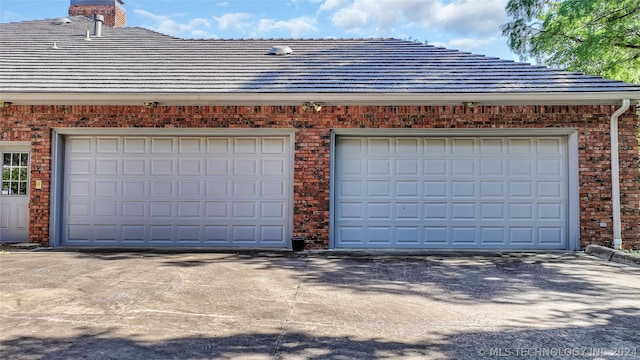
top-left (433, 0), bottom-right (507, 37)
top-left (427, 37), bottom-right (515, 60)
top-left (217, 2), bottom-right (230, 7)
top-left (134, 9), bottom-right (213, 38)
top-left (331, 7), bottom-right (368, 32)
top-left (213, 12), bottom-right (253, 31)
top-left (319, 0), bottom-right (349, 12)
top-left (448, 36), bottom-right (501, 52)
top-left (258, 17), bottom-right (319, 37)
top-left (137, 6), bottom-right (320, 39)
top-left (323, 0), bottom-right (507, 37)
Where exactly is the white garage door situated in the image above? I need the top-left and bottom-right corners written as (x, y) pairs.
top-left (334, 136), bottom-right (569, 249)
top-left (62, 136), bottom-right (291, 247)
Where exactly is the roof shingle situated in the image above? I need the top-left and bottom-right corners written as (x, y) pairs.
top-left (1, 16), bottom-right (638, 105)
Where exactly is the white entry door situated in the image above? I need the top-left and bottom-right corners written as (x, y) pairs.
top-left (334, 136), bottom-right (570, 250)
top-left (0, 145), bottom-right (30, 242)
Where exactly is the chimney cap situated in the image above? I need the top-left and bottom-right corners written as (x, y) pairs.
top-left (70, 0), bottom-right (124, 8)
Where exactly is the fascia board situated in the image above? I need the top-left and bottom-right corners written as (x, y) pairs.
top-left (1, 91), bottom-right (638, 106)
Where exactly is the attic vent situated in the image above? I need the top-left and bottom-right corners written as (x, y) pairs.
top-left (55, 17), bottom-right (72, 25)
top-left (268, 45), bottom-right (293, 56)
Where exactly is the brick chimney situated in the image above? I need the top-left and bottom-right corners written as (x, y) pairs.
top-left (69, 0), bottom-right (126, 27)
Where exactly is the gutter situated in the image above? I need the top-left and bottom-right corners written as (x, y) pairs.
top-left (610, 99), bottom-right (631, 250)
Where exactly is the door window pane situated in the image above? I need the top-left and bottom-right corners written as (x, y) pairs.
top-left (1, 152), bottom-right (29, 196)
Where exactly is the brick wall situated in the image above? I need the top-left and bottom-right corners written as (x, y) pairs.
top-left (69, 5), bottom-right (126, 27)
top-left (1, 104), bottom-right (638, 249)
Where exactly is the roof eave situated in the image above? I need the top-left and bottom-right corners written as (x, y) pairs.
top-left (1, 91), bottom-right (638, 107)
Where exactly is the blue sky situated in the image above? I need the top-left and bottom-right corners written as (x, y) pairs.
top-left (1, 0), bottom-right (518, 60)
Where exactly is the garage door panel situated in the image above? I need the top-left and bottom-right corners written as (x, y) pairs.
top-left (538, 181), bottom-right (563, 197)
top-left (178, 159), bottom-right (202, 175)
top-left (262, 180), bottom-right (285, 197)
top-left (235, 138), bottom-right (258, 153)
top-left (151, 138), bottom-right (174, 153)
top-left (480, 138), bottom-right (504, 154)
top-left (480, 159), bottom-right (504, 176)
top-left (124, 137), bottom-right (147, 153)
top-left (396, 227), bottom-right (420, 243)
top-left (206, 159), bottom-right (230, 175)
top-left (452, 139), bottom-right (474, 153)
top-left (123, 159), bottom-right (146, 175)
top-left (510, 227), bottom-right (535, 244)
top-left (539, 227), bottom-right (564, 245)
top-left (339, 180), bottom-right (364, 197)
top-left (264, 138), bottom-right (288, 154)
top-left (366, 181), bottom-right (390, 197)
top-left (206, 181), bottom-right (228, 196)
top-left (452, 227), bottom-right (476, 244)
top-left (62, 135), bottom-right (290, 247)
top-left (424, 159), bottom-right (447, 175)
top-left (335, 136), bottom-right (569, 249)
top-left (425, 181), bottom-right (447, 197)
top-left (538, 138), bottom-right (563, 153)
top-left (480, 227), bottom-right (506, 244)
top-left (479, 182), bottom-right (505, 197)
top-left (68, 181), bottom-right (91, 196)
top-left (452, 159), bottom-right (475, 176)
top-left (452, 181), bottom-right (475, 197)
top-left (68, 202), bottom-right (91, 217)
top-left (452, 203), bottom-right (475, 219)
top-left (480, 203), bottom-right (504, 219)
top-left (262, 159), bottom-right (286, 176)
top-left (151, 159), bottom-right (173, 175)
top-left (123, 202), bottom-right (145, 217)
top-left (68, 137), bottom-right (92, 153)
top-left (509, 182), bottom-right (533, 198)
top-left (69, 158), bottom-right (92, 174)
top-left (425, 202), bottom-right (447, 219)
top-left (425, 138), bottom-right (447, 154)
top-left (509, 159), bottom-right (533, 176)
top-left (538, 159), bottom-right (563, 177)
top-left (96, 137), bottom-right (119, 153)
top-left (369, 227), bottom-right (392, 243)
top-left (508, 138), bottom-right (533, 154)
top-left (205, 201), bottom-right (229, 218)
top-left (96, 159), bottom-right (118, 175)
top-left (396, 202), bottom-right (419, 219)
top-left (123, 181), bottom-right (145, 196)
top-left (425, 227), bottom-right (448, 244)
top-left (95, 225), bottom-right (118, 241)
top-left (234, 181), bottom-right (257, 196)
top-left (95, 180), bottom-right (118, 196)
top-left (95, 201), bottom-right (118, 217)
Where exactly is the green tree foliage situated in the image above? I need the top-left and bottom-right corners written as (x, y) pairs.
top-left (502, 0), bottom-right (640, 83)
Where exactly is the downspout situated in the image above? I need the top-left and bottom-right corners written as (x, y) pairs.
top-left (610, 99), bottom-right (630, 250)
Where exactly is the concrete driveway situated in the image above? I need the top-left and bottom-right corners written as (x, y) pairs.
top-left (1, 251), bottom-right (639, 360)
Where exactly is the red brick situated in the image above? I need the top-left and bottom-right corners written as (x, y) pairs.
top-left (1, 104), bottom-right (638, 249)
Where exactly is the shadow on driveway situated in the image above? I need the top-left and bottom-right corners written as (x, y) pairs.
top-left (3, 306), bottom-right (639, 359)
top-left (1, 251), bottom-right (639, 359)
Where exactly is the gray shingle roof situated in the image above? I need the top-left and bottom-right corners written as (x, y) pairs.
top-left (1, 16), bottom-right (639, 106)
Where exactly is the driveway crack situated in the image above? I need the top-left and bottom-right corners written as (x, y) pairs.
top-left (272, 257), bottom-right (309, 359)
